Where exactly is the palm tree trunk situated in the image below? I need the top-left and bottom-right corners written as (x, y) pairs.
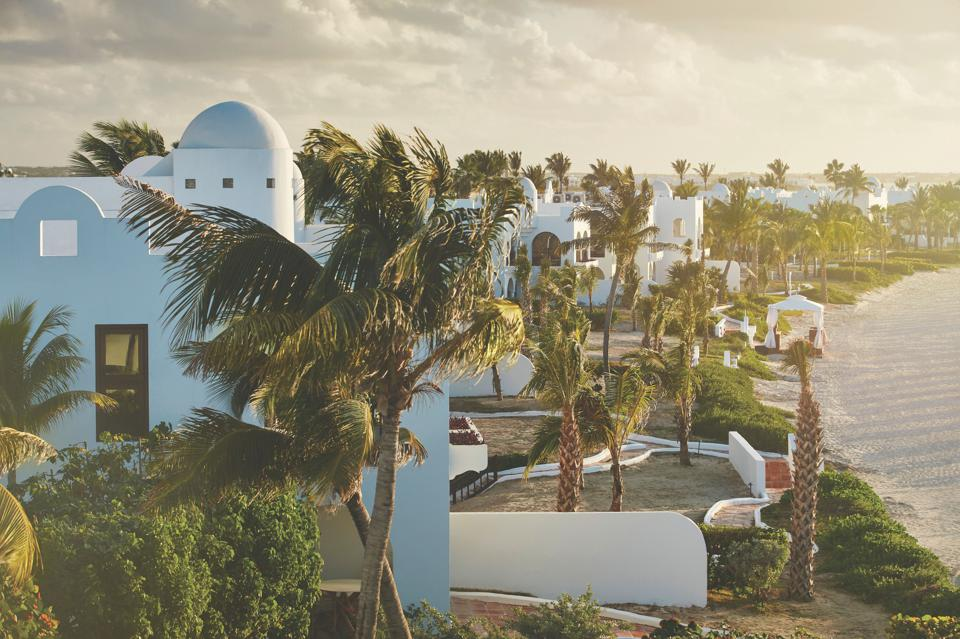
top-left (720, 259), bottom-right (732, 301)
top-left (677, 400), bottom-right (692, 467)
top-left (556, 403), bottom-right (581, 512)
top-left (880, 246), bottom-right (886, 274)
top-left (609, 444), bottom-right (624, 512)
top-left (820, 258), bottom-right (828, 304)
top-left (587, 290), bottom-right (593, 313)
top-left (491, 364), bottom-right (503, 401)
top-left (788, 381), bottom-right (823, 600)
top-left (852, 252), bottom-right (857, 282)
top-left (344, 492), bottom-right (411, 639)
top-left (601, 263), bottom-right (623, 371)
top-left (355, 387), bottom-right (407, 639)
top-left (752, 241), bottom-right (760, 294)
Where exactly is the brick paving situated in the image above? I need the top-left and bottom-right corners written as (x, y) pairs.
top-left (710, 458), bottom-right (791, 528)
top-left (450, 596), bottom-right (657, 637)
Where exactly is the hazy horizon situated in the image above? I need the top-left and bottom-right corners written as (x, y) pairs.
top-left (4, 0), bottom-right (960, 173)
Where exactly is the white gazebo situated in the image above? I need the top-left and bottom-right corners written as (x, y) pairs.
top-left (763, 294), bottom-right (826, 351)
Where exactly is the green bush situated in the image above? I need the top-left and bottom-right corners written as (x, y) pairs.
top-left (802, 285), bottom-right (858, 305)
top-left (646, 619), bottom-right (818, 638)
top-left (889, 614), bottom-right (960, 638)
top-left (404, 603), bottom-right (513, 639)
top-left (508, 591), bottom-right (619, 639)
top-left (588, 309), bottom-right (619, 330)
top-left (798, 470), bottom-right (960, 616)
top-left (725, 538), bottom-right (789, 602)
top-left (19, 441), bottom-right (323, 639)
top-left (826, 266), bottom-right (880, 283)
top-left (692, 362), bottom-right (793, 453)
top-left (0, 577), bottom-right (60, 638)
top-left (838, 260), bottom-right (915, 276)
top-left (705, 333), bottom-right (776, 381)
top-left (699, 525), bottom-right (788, 594)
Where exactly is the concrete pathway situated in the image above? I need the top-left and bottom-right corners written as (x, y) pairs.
top-left (709, 457), bottom-right (792, 528)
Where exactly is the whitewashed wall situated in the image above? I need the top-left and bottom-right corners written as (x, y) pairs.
top-left (449, 354), bottom-right (534, 397)
top-left (450, 512), bottom-right (707, 606)
top-left (449, 443), bottom-right (488, 480)
top-left (728, 431), bottom-right (766, 497)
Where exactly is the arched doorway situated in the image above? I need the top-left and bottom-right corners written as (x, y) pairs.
top-left (531, 232), bottom-right (561, 267)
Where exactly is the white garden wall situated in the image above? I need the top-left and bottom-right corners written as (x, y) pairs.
top-left (728, 431), bottom-right (766, 497)
top-left (450, 512), bottom-right (707, 607)
top-left (449, 443), bottom-right (488, 480)
top-left (449, 354), bottom-right (534, 397)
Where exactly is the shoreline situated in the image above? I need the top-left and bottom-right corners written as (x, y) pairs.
top-left (755, 267), bottom-right (960, 575)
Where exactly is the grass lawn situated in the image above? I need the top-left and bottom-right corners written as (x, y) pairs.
top-left (449, 395), bottom-right (546, 413)
top-left (450, 454), bottom-right (750, 521)
top-left (615, 573), bottom-right (890, 639)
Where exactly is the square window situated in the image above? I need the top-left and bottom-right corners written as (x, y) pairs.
top-left (266, 177), bottom-right (276, 189)
top-left (185, 178), bottom-right (196, 189)
top-left (222, 178), bottom-right (234, 189)
top-left (40, 220), bottom-right (78, 256)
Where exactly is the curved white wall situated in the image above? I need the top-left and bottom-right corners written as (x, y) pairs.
top-left (449, 443), bottom-right (489, 480)
top-left (449, 353), bottom-right (534, 397)
top-left (450, 511), bottom-right (707, 607)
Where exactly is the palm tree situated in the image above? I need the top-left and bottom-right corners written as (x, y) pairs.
top-left (637, 290), bottom-right (670, 351)
top-left (577, 265), bottom-right (604, 312)
top-left (674, 181), bottom-right (699, 199)
top-left (520, 308), bottom-right (592, 512)
top-left (567, 171), bottom-right (658, 369)
top-left (522, 164), bottom-right (548, 192)
top-left (508, 151), bottom-right (522, 177)
top-left (601, 365), bottom-right (657, 510)
top-left (767, 158), bottom-right (790, 189)
top-left (695, 162), bottom-right (715, 190)
top-left (907, 185), bottom-right (930, 249)
top-left (545, 152), bottom-right (572, 194)
top-left (69, 119), bottom-right (167, 176)
top-left (705, 179), bottom-right (768, 298)
top-left (671, 158), bottom-right (691, 184)
top-left (894, 176), bottom-right (910, 190)
top-left (823, 159), bottom-right (845, 190)
top-left (868, 205), bottom-right (891, 273)
top-left (514, 244), bottom-right (533, 314)
top-left (804, 200), bottom-right (854, 302)
top-left (619, 263), bottom-right (642, 331)
top-left (0, 301), bottom-right (115, 486)
top-left (664, 260), bottom-right (715, 465)
top-left (763, 208), bottom-right (804, 286)
top-left (582, 159), bottom-right (614, 195)
top-left (842, 164), bottom-right (870, 202)
top-left (847, 212), bottom-right (869, 282)
top-left (0, 428), bottom-right (56, 585)
top-left (118, 124), bottom-right (525, 639)
top-left (782, 339), bottom-right (822, 600)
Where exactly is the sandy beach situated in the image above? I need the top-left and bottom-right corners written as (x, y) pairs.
top-left (759, 268), bottom-right (960, 575)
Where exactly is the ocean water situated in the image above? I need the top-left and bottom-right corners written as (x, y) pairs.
top-left (815, 267), bottom-right (960, 574)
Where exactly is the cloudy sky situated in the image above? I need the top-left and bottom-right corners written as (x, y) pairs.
top-left (3, 0), bottom-right (960, 173)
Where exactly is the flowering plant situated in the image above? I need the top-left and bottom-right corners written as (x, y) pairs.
top-left (0, 577), bottom-right (59, 638)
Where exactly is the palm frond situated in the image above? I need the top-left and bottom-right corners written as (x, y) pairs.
top-left (0, 428), bottom-right (55, 475)
top-left (0, 483), bottom-right (39, 586)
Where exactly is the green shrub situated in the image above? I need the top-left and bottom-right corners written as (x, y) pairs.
top-left (803, 285), bottom-right (858, 305)
top-left (507, 590), bottom-right (619, 639)
top-left (801, 470), bottom-right (960, 616)
top-left (826, 266), bottom-right (879, 283)
top-left (725, 538), bottom-right (789, 602)
top-left (705, 333), bottom-right (776, 380)
top-left (646, 619), bottom-right (819, 638)
top-left (588, 309), bottom-right (619, 330)
top-left (404, 602), bottom-right (514, 639)
top-left (889, 614), bottom-right (960, 638)
top-left (19, 441), bottom-right (323, 639)
top-left (699, 525), bottom-right (788, 594)
top-left (200, 492), bottom-right (323, 639)
top-left (692, 362), bottom-right (793, 453)
top-left (0, 577), bottom-right (60, 638)
top-left (839, 260), bottom-right (915, 276)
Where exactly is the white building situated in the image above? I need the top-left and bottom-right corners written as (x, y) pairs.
top-left (0, 101), bottom-right (450, 609)
top-left (496, 177), bottom-right (739, 306)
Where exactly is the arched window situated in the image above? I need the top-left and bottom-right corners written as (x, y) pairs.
top-left (507, 278), bottom-right (515, 299)
top-left (531, 232), bottom-right (561, 267)
top-left (673, 218), bottom-right (686, 238)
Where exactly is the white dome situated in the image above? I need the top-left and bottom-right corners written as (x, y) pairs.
top-left (651, 179), bottom-right (673, 198)
top-left (710, 183), bottom-right (731, 199)
top-left (866, 176), bottom-right (881, 193)
top-left (178, 101), bottom-right (290, 150)
top-left (120, 155), bottom-right (164, 177)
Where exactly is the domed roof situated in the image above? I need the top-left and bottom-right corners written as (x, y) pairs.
top-left (651, 179), bottom-right (673, 198)
top-left (178, 101), bottom-right (290, 150)
top-left (710, 182), bottom-right (731, 198)
top-left (120, 155), bottom-right (164, 177)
